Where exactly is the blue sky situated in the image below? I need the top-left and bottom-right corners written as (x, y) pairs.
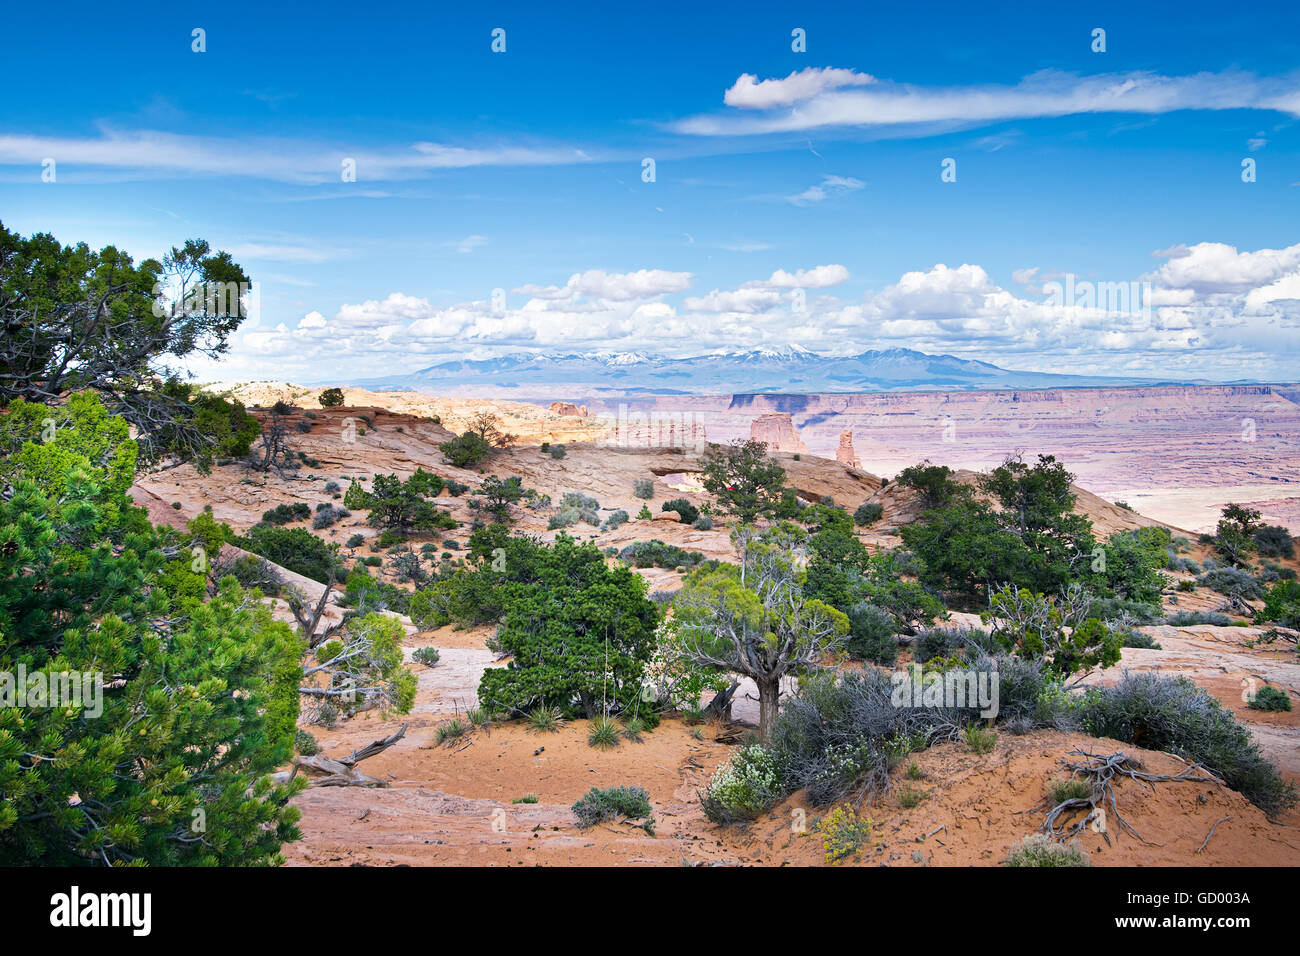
top-left (1, 0), bottom-right (1298, 382)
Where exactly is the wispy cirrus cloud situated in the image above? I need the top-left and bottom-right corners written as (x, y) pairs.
top-left (787, 174), bottom-right (864, 205)
top-left (674, 66), bottom-right (1300, 136)
top-left (0, 126), bottom-right (600, 183)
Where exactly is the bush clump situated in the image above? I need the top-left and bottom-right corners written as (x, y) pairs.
top-left (854, 502), bottom-right (884, 526)
top-left (1005, 834), bottom-right (1090, 867)
top-left (412, 646), bottom-right (441, 667)
top-left (571, 786), bottom-right (653, 828)
top-left (1079, 672), bottom-right (1296, 817)
top-left (261, 502), bottom-right (311, 525)
top-left (661, 497), bottom-right (699, 524)
top-left (700, 745), bottom-right (783, 825)
top-left (618, 539), bottom-right (707, 570)
top-left (548, 491), bottom-right (601, 530)
top-left (633, 477), bottom-right (654, 499)
top-left (1248, 685), bottom-right (1292, 712)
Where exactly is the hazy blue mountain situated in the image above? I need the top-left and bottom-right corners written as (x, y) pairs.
top-left (349, 346), bottom-right (1173, 395)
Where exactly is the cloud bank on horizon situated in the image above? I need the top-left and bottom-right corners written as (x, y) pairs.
top-left (205, 239), bottom-right (1300, 383)
top-left (1, 2), bottom-right (1296, 384)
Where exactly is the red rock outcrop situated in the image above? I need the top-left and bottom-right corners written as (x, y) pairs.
top-left (549, 401), bottom-right (589, 417)
top-left (749, 413), bottom-right (809, 455)
top-left (835, 428), bottom-right (862, 469)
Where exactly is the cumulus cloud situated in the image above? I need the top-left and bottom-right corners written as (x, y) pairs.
top-left (1144, 241), bottom-right (1300, 294)
top-left (723, 67), bottom-right (878, 109)
top-left (676, 68), bottom-right (1300, 136)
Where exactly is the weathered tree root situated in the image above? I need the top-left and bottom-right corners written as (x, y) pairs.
top-left (1036, 750), bottom-right (1222, 847)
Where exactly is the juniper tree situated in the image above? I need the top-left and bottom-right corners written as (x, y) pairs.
top-left (670, 524), bottom-right (849, 740)
top-left (0, 224), bottom-right (255, 467)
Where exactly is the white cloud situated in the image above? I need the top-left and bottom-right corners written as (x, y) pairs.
top-left (746, 264), bottom-right (850, 289)
top-left (1144, 241), bottom-right (1300, 294)
top-left (788, 174), bottom-right (864, 205)
top-left (676, 68), bottom-right (1300, 136)
top-left (0, 128), bottom-right (597, 184)
top-left (513, 268), bottom-right (692, 302)
top-left (723, 68), bottom-right (877, 109)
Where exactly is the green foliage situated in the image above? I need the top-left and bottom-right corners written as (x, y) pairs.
top-left (571, 786), bottom-right (653, 828)
top-left (476, 474), bottom-right (529, 524)
top-left (1258, 579), bottom-right (1300, 628)
top-left (0, 226), bottom-right (252, 465)
top-left (0, 393), bottom-right (144, 541)
top-left (1213, 503), bottom-right (1263, 567)
top-left (412, 646), bottom-right (441, 667)
top-left (261, 502), bottom-right (311, 525)
top-left (670, 525), bottom-right (849, 739)
top-left (618, 539), bottom-right (707, 570)
top-left (528, 705), bottom-right (565, 733)
top-left (1248, 685), bottom-right (1292, 712)
top-left (186, 510), bottom-right (234, 558)
top-left (318, 387), bottom-right (345, 408)
top-left (661, 497), bottom-right (699, 524)
top-left (239, 525), bottom-right (340, 584)
top-left (439, 431), bottom-right (491, 468)
top-left (149, 381), bottom-right (260, 472)
top-left (295, 729), bottom-right (321, 756)
top-left (964, 725), bottom-right (997, 754)
top-left (637, 504), bottom-right (653, 520)
top-left (802, 520), bottom-right (944, 663)
top-left (982, 585), bottom-right (1121, 677)
top-left (633, 478), bottom-right (654, 499)
top-left (475, 535), bottom-right (662, 718)
top-left (854, 501), bottom-right (883, 526)
top-left (587, 716), bottom-right (621, 750)
top-left (0, 396), bottom-right (303, 865)
top-left (365, 472), bottom-right (457, 533)
top-left (304, 613), bottom-right (415, 721)
top-left (1254, 524), bottom-right (1295, 560)
top-left (343, 479), bottom-right (372, 511)
top-left (549, 443), bottom-right (566, 459)
top-left (602, 509), bottom-right (630, 531)
top-left (895, 461), bottom-right (963, 509)
top-left (700, 439), bottom-right (787, 523)
top-left (1100, 526), bottom-right (1170, 607)
top-left (903, 455), bottom-right (1097, 603)
top-left (548, 491), bottom-right (601, 530)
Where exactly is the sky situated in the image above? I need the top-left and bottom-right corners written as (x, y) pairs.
top-left (1, 0), bottom-right (1298, 383)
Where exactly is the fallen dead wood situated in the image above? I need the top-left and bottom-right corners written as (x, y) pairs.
top-left (1196, 816), bottom-right (1231, 854)
top-left (293, 754), bottom-right (388, 787)
top-left (339, 723), bottom-right (408, 766)
top-left (293, 722), bottom-right (409, 787)
top-left (1037, 750), bottom-right (1222, 847)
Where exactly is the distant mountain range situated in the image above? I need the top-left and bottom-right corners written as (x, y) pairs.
top-left (349, 346), bottom-right (1187, 396)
